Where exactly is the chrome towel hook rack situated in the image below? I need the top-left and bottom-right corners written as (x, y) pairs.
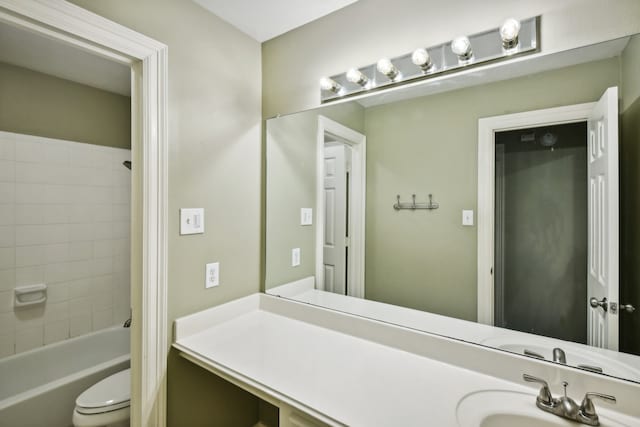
top-left (393, 194), bottom-right (439, 211)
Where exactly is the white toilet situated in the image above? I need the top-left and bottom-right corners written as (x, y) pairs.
top-left (72, 368), bottom-right (131, 427)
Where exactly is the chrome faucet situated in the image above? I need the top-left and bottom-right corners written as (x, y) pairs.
top-left (553, 347), bottom-right (567, 364)
top-left (523, 374), bottom-right (616, 426)
top-left (522, 347), bottom-right (604, 373)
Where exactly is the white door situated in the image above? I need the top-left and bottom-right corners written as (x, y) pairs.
top-left (587, 86), bottom-right (619, 350)
top-left (323, 144), bottom-right (350, 294)
top-left (494, 144), bottom-right (506, 327)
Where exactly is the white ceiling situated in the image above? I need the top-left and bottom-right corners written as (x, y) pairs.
top-left (194, 0), bottom-right (359, 42)
top-left (0, 22), bottom-right (131, 96)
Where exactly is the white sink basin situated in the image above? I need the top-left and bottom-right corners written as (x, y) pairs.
top-left (479, 413), bottom-right (568, 427)
top-left (456, 390), bottom-right (636, 427)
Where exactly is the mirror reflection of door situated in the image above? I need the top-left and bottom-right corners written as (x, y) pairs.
top-left (493, 87), bottom-right (619, 350)
top-left (586, 87), bottom-right (619, 351)
top-left (323, 142), bottom-right (351, 294)
top-left (315, 116), bottom-right (366, 299)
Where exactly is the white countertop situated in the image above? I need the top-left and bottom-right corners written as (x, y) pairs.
top-left (173, 293), bottom-right (640, 427)
top-left (267, 277), bottom-right (640, 382)
top-left (176, 309), bottom-right (525, 426)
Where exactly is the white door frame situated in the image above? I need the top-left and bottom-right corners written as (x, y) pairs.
top-left (477, 102), bottom-right (595, 325)
top-left (316, 116), bottom-right (366, 298)
top-left (0, 1), bottom-right (169, 426)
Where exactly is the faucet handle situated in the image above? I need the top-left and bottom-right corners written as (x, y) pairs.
top-left (580, 392), bottom-right (616, 418)
top-left (523, 374), bottom-right (553, 406)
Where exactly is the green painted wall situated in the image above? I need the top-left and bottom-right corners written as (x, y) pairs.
top-left (266, 103), bottom-right (364, 289)
top-left (621, 34), bottom-right (640, 111)
top-left (362, 58), bottom-right (620, 321)
top-left (0, 62), bottom-right (130, 149)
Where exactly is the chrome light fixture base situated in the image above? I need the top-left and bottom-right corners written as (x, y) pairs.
top-left (320, 16), bottom-right (539, 103)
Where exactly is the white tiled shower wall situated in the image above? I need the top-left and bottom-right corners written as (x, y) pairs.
top-left (0, 131), bottom-right (131, 358)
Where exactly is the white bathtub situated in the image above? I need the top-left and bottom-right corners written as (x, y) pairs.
top-left (0, 326), bottom-right (130, 427)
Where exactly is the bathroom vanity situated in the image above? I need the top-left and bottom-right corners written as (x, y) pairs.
top-left (173, 294), bottom-right (640, 426)
top-left (172, 16), bottom-right (640, 427)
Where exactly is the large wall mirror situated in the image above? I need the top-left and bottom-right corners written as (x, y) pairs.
top-left (265, 33), bottom-right (640, 384)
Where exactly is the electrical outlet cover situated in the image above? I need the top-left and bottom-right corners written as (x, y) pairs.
top-left (291, 248), bottom-right (301, 267)
top-left (205, 262), bottom-right (219, 288)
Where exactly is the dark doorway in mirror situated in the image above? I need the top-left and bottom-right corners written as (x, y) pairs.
top-left (494, 122), bottom-right (588, 344)
top-left (620, 94), bottom-right (640, 357)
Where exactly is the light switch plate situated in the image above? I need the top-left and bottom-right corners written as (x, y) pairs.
top-left (462, 209), bottom-right (474, 226)
top-left (300, 208), bottom-right (313, 226)
top-left (205, 262), bottom-right (219, 288)
top-left (180, 208), bottom-right (204, 235)
top-left (291, 248), bottom-right (301, 267)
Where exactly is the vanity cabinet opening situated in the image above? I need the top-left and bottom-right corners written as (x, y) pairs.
top-left (257, 399), bottom-right (279, 427)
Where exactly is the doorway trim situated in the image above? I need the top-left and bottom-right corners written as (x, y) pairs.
top-left (316, 116), bottom-right (366, 298)
top-left (0, 1), bottom-right (169, 426)
top-left (477, 102), bottom-right (595, 325)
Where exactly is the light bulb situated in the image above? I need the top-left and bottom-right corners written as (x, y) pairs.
top-left (376, 58), bottom-right (399, 80)
top-left (319, 77), bottom-right (341, 93)
top-left (346, 68), bottom-right (368, 86)
top-left (411, 48), bottom-right (432, 71)
top-left (451, 36), bottom-right (472, 61)
top-left (500, 18), bottom-right (521, 49)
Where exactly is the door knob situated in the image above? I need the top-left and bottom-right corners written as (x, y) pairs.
top-left (620, 303), bottom-right (636, 313)
top-left (589, 297), bottom-right (608, 312)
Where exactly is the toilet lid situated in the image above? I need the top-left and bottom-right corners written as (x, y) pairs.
top-left (76, 368), bottom-right (130, 414)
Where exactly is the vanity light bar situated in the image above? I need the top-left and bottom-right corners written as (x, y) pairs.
top-left (320, 16), bottom-right (539, 103)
